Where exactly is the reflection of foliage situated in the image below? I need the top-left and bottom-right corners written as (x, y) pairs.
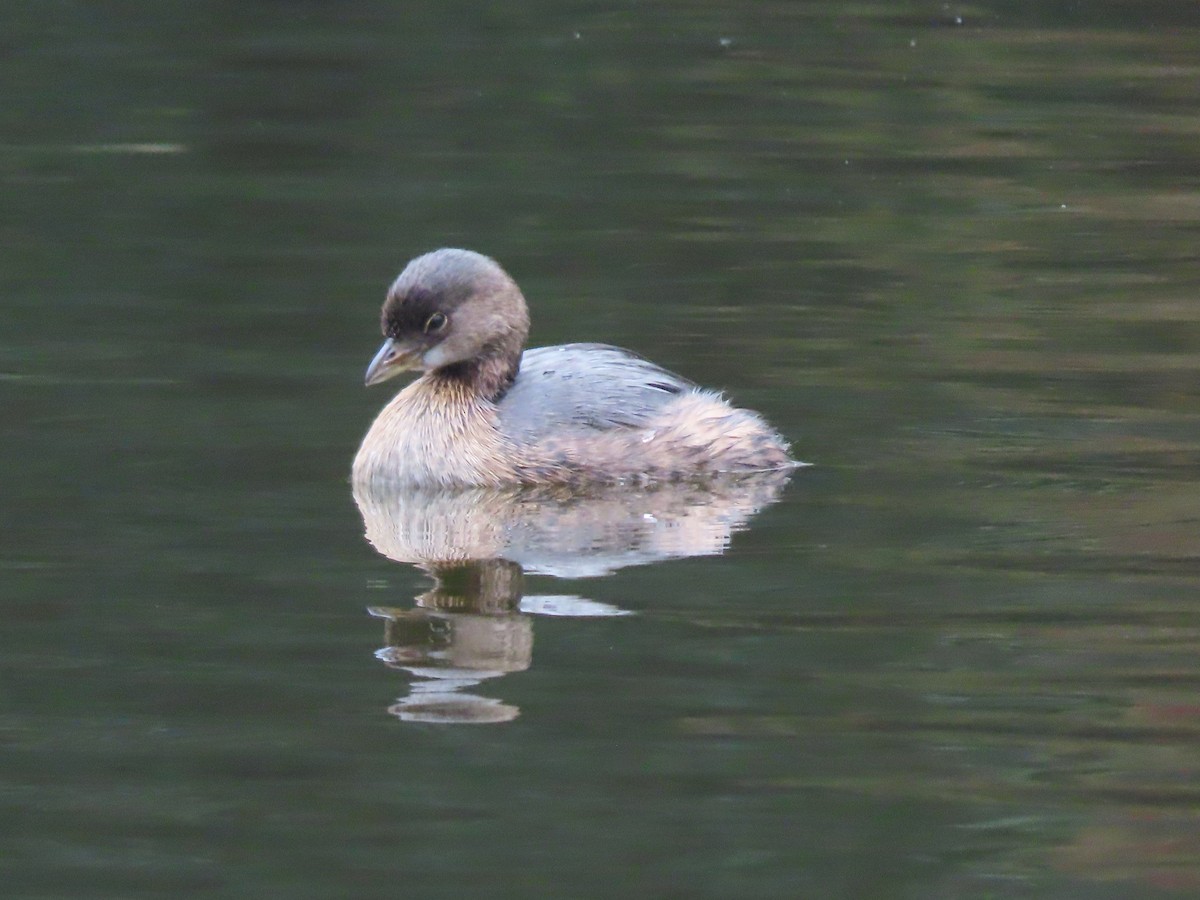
top-left (672, 606), bottom-right (1200, 893)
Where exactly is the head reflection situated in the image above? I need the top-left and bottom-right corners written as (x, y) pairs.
top-left (354, 472), bottom-right (793, 723)
top-left (371, 561), bottom-right (529, 724)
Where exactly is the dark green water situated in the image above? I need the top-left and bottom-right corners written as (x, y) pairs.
top-left (4, 2), bottom-right (1200, 897)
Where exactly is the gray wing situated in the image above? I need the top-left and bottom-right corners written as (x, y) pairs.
top-left (497, 343), bottom-right (696, 442)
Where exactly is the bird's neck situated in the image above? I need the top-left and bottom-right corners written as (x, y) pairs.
top-left (432, 347), bottom-right (521, 403)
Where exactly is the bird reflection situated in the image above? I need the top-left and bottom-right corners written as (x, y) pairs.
top-left (353, 470), bottom-right (794, 723)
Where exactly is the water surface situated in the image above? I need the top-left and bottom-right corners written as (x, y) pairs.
top-left (3, 2), bottom-right (1200, 897)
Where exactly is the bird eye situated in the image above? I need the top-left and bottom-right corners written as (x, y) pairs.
top-left (423, 312), bottom-right (448, 334)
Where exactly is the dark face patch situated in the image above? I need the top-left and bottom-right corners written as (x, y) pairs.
top-left (381, 286), bottom-right (450, 341)
top-left (379, 249), bottom-right (501, 341)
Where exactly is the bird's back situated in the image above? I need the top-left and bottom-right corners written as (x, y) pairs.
top-left (498, 343), bottom-right (696, 441)
top-left (497, 343), bottom-right (794, 482)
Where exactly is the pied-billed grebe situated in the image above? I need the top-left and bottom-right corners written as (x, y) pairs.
top-left (352, 249), bottom-right (796, 487)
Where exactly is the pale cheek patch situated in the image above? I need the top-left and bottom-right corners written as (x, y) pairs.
top-left (421, 344), bottom-right (453, 370)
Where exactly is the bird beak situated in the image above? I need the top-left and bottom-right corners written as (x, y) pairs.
top-left (364, 338), bottom-right (420, 386)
